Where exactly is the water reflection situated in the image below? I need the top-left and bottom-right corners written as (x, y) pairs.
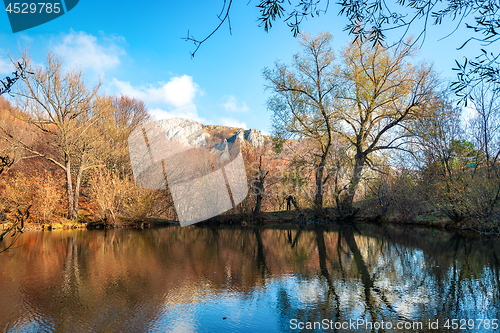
top-left (0, 224), bottom-right (499, 332)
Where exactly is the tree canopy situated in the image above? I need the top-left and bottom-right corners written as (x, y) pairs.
top-left (265, 33), bottom-right (439, 217)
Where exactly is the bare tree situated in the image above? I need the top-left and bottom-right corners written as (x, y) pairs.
top-left (0, 53), bottom-right (101, 220)
top-left (471, 83), bottom-right (500, 167)
top-left (264, 32), bottom-right (338, 213)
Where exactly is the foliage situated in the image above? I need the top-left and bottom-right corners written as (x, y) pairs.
top-left (335, 0), bottom-right (500, 101)
top-left (405, 91), bottom-right (500, 226)
top-left (367, 168), bottom-right (423, 220)
top-left (334, 37), bottom-right (437, 215)
top-left (256, 0), bottom-right (500, 100)
top-left (32, 171), bottom-right (64, 223)
top-left (0, 170), bottom-right (64, 223)
top-left (122, 185), bottom-right (157, 222)
top-left (257, 0), bottom-right (330, 36)
top-left (93, 95), bottom-right (151, 176)
top-left (265, 33), bottom-right (438, 217)
top-left (87, 166), bottom-right (125, 223)
top-left (87, 165), bottom-right (160, 223)
top-left (0, 53), bottom-right (161, 226)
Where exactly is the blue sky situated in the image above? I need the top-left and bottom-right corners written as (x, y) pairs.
top-left (0, 1), bottom-right (481, 134)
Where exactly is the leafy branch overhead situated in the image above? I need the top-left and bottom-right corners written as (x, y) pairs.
top-left (337, 0), bottom-right (500, 102)
top-left (187, 0), bottom-right (500, 101)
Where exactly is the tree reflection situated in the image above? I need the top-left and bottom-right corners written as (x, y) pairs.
top-left (253, 227), bottom-right (269, 278)
top-left (314, 228), bottom-right (341, 326)
top-left (0, 225), bottom-right (499, 332)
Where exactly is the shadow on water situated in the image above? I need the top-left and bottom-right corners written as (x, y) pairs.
top-left (0, 223), bottom-right (499, 332)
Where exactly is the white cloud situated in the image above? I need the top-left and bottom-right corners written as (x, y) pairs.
top-left (221, 95), bottom-right (249, 112)
top-left (0, 56), bottom-right (13, 75)
top-left (149, 105), bottom-right (206, 123)
top-left (51, 30), bottom-right (125, 73)
top-left (111, 77), bottom-right (249, 130)
top-left (219, 117), bottom-right (247, 129)
top-left (111, 75), bottom-right (199, 108)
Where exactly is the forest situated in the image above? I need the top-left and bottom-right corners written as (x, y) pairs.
top-left (0, 33), bottom-right (499, 238)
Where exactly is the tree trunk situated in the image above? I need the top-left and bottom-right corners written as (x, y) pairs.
top-left (253, 156), bottom-right (267, 217)
top-left (314, 160), bottom-right (326, 212)
top-left (65, 159), bottom-right (76, 219)
top-left (253, 227), bottom-right (267, 275)
top-left (339, 153), bottom-right (365, 218)
top-left (253, 178), bottom-right (264, 217)
top-left (73, 163), bottom-right (84, 218)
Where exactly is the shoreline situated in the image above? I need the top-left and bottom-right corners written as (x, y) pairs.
top-left (3, 209), bottom-right (499, 237)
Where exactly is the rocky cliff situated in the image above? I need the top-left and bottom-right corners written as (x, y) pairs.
top-left (204, 125), bottom-right (268, 148)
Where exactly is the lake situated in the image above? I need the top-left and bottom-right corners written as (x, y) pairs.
top-left (0, 224), bottom-right (499, 332)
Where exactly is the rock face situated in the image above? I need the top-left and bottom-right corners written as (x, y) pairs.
top-left (204, 124), bottom-right (267, 148)
top-left (232, 130), bottom-right (245, 142)
top-left (244, 129), bottom-right (265, 147)
top-left (210, 139), bottom-right (230, 162)
top-left (204, 124), bottom-right (233, 133)
top-left (227, 128), bottom-right (265, 147)
top-left (149, 117), bottom-right (207, 149)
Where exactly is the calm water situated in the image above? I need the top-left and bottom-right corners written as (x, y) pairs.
top-left (0, 224), bottom-right (499, 332)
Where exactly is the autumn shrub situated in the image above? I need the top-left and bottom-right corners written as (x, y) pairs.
top-left (233, 193), bottom-right (257, 217)
top-left (32, 170), bottom-right (64, 223)
top-left (422, 167), bottom-right (500, 225)
top-left (390, 171), bottom-right (423, 219)
top-left (366, 169), bottom-right (424, 220)
top-left (0, 172), bottom-right (34, 219)
top-left (0, 169), bottom-right (64, 223)
top-left (367, 175), bottom-right (391, 216)
top-left (122, 184), bottom-right (156, 221)
top-left (1, 174), bottom-right (30, 205)
top-left (88, 166), bottom-right (126, 221)
top-left (149, 189), bottom-right (177, 220)
top-left (88, 166), bottom-right (159, 222)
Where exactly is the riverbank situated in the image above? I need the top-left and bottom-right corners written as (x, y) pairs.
top-left (196, 208), bottom-right (500, 236)
top-left (2, 209), bottom-right (499, 236)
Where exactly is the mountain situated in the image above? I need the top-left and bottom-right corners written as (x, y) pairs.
top-left (203, 125), bottom-right (268, 148)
